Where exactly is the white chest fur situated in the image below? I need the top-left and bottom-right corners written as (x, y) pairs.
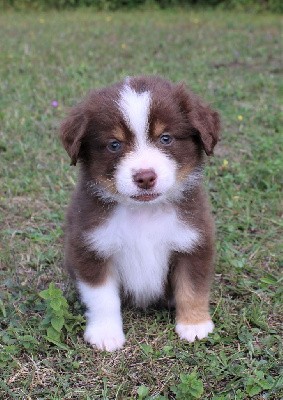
top-left (84, 203), bottom-right (200, 307)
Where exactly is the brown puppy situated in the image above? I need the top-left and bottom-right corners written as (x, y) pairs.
top-left (60, 76), bottom-right (220, 351)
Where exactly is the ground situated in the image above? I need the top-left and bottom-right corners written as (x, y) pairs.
top-left (0, 8), bottom-right (282, 400)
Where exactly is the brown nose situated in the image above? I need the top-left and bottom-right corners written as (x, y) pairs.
top-left (133, 169), bottom-right (157, 190)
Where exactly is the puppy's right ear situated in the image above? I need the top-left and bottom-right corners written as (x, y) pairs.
top-left (175, 83), bottom-right (221, 156)
top-left (60, 104), bottom-right (88, 166)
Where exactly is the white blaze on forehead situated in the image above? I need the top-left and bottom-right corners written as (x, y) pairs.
top-left (118, 84), bottom-right (151, 146)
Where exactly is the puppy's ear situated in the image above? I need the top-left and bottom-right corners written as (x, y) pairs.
top-left (60, 104), bottom-right (88, 166)
top-left (176, 83), bottom-right (221, 155)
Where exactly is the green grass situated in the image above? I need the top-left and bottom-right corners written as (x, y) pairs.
top-left (0, 8), bottom-right (282, 399)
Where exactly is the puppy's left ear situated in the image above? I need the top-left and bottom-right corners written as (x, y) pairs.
top-left (176, 83), bottom-right (221, 155)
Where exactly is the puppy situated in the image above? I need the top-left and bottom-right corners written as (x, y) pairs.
top-left (60, 76), bottom-right (220, 351)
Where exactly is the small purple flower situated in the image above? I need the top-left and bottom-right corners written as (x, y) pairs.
top-left (51, 100), bottom-right (58, 108)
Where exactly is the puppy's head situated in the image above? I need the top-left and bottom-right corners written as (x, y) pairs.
top-left (60, 76), bottom-right (220, 204)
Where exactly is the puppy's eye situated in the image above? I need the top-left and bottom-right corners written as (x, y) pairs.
top-left (159, 134), bottom-right (173, 145)
top-left (107, 140), bottom-right (122, 153)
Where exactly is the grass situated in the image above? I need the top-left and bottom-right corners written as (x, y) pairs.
top-left (0, 8), bottom-right (282, 400)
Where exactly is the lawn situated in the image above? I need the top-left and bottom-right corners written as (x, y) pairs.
top-left (0, 8), bottom-right (282, 400)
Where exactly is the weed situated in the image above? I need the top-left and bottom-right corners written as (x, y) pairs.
top-left (245, 370), bottom-right (275, 397)
top-left (39, 282), bottom-right (84, 348)
top-left (171, 372), bottom-right (204, 399)
top-left (137, 385), bottom-right (150, 399)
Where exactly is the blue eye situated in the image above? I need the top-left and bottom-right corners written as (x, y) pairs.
top-left (160, 134), bottom-right (173, 145)
top-left (107, 140), bottom-right (122, 153)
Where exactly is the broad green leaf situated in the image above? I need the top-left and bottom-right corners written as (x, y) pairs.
top-left (190, 380), bottom-right (204, 398)
top-left (39, 289), bottom-right (50, 300)
top-left (44, 336), bottom-right (69, 350)
top-left (47, 326), bottom-right (61, 342)
top-left (50, 299), bottom-right (62, 312)
top-left (137, 385), bottom-right (149, 398)
top-left (140, 343), bottom-right (153, 355)
top-left (246, 384), bottom-right (262, 396)
top-left (51, 316), bottom-right (64, 332)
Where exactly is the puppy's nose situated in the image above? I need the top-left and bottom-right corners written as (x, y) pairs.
top-left (133, 169), bottom-right (157, 189)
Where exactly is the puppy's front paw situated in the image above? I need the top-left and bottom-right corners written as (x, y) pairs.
top-left (176, 320), bottom-right (214, 343)
top-left (84, 322), bottom-right (126, 352)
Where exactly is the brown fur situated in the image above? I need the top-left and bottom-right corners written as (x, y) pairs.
top-left (60, 75), bottom-right (220, 337)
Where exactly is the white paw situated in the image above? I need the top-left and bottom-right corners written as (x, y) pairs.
top-left (84, 323), bottom-right (126, 352)
top-left (176, 320), bottom-right (214, 343)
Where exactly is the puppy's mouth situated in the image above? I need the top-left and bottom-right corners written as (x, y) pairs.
top-left (130, 193), bottom-right (161, 202)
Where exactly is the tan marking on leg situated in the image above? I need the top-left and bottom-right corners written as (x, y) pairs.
top-left (172, 261), bottom-right (212, 325)
top-left (175, 280), bottom-right (211, 324)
